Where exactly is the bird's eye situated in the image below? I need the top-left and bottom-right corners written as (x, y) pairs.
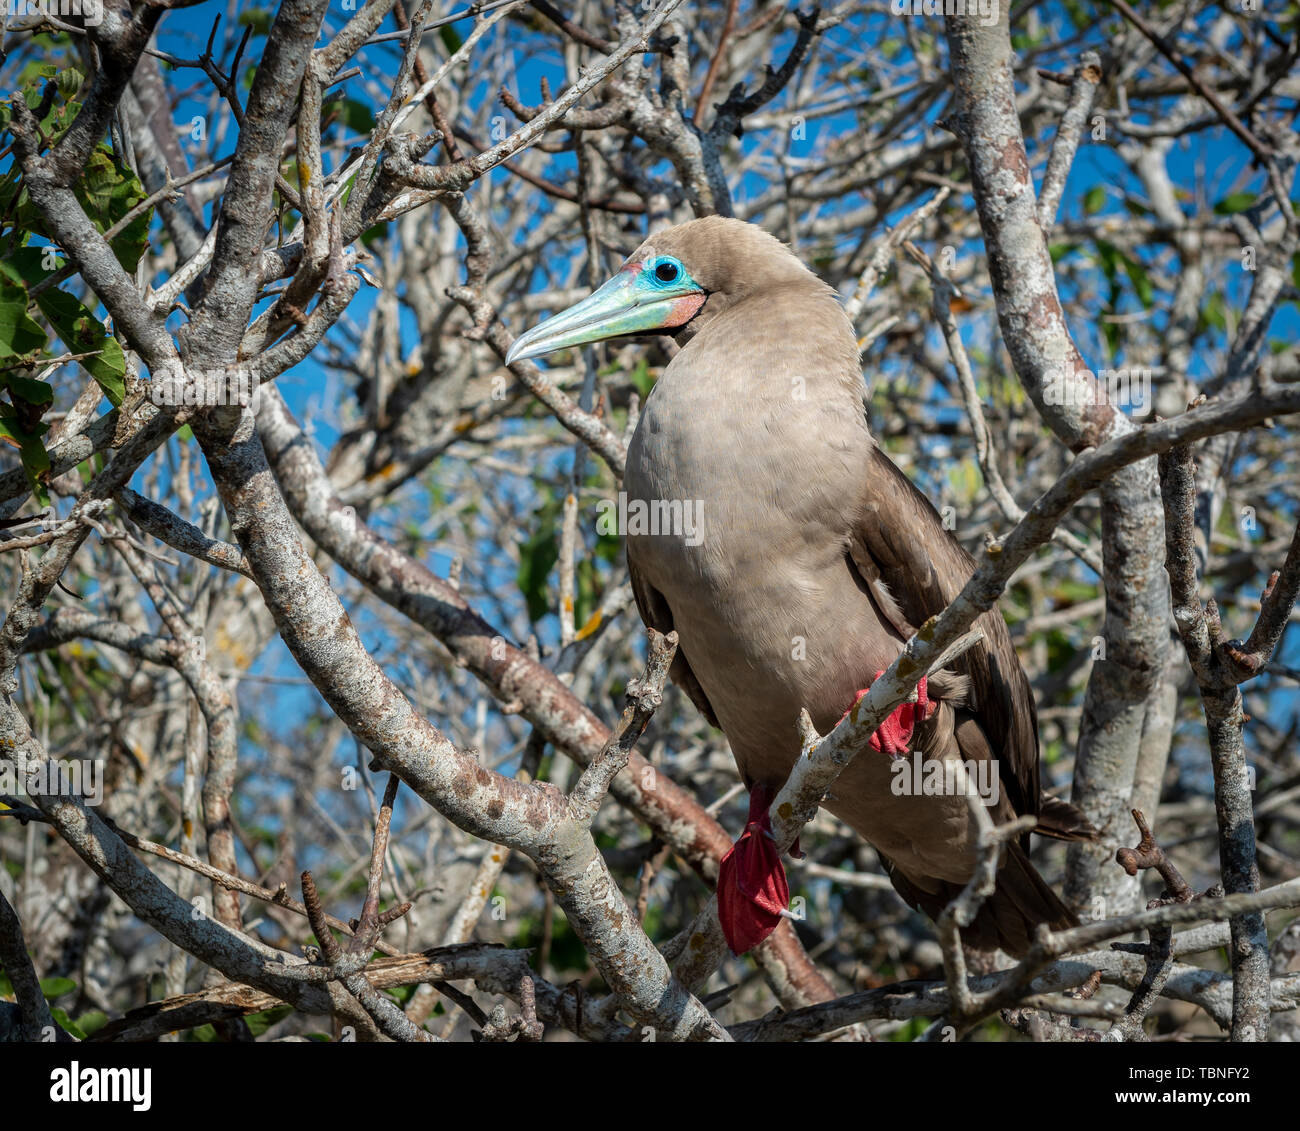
top-left (654, 259), bottom-right (680, 284)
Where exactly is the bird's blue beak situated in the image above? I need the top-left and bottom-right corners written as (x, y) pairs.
top-left (505, 261), bottom-right (705, 365)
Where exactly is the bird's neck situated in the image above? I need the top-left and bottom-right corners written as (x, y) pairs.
top-left (661, 284), bottom-right (865, 407)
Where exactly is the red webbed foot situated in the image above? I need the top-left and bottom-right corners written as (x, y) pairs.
top-left (839, 669), bottom-right (934, 757)
top-left (716, 782), bottom-right (797, 955)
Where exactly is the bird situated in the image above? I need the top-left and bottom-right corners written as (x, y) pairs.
top-left (506, 216), bottom-right (1093, 957)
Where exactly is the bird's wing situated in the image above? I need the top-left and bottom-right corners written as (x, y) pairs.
top-left (627, 552), bottom-right (720, 729)
top-left (848, 443), bottom-right (1040, 822)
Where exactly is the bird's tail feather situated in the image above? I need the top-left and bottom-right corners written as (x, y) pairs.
top-left (1034, 794), bottom-right (1097, 842)
top-left (883, 843), bottom-right (1077, 958)
top-left (975, 842), bottom-right (1078, 956)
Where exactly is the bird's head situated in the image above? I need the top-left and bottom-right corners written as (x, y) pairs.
top-left (504, 216), bottom-right (818, 365)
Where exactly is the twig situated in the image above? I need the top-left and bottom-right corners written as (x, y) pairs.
top-left (694, 0), bottom-right (740, 126)
top-left (567, 629), bottom-right (677, 824)
top-left (844, 188), bottom-right (949, 328)
top-left (0, 889), bottom-right (61, 1041)
top-left (1036, 52), bottom-right (1102, 231)
top-left (1115, 808), bottom-right (1193, 903)
top-left (1159, 441), bottom-right (1272, 1040)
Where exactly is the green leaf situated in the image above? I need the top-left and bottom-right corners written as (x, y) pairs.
top-left (1, 250), bottom-right (128, 406)
top-left (340, 98), bottom-right (375, 135)
top-left (0, 166), bottom-right (41, 235)
top-left (1102, 317), bottom-right (1120, 356)
top-left (55, 68), bottom-right (84, 99)
top-left (628, 357), bottom-right (655, 398)
top-left (1083, 185), bottom-right (1106, 215)
top-left (0, 280), bottom-right (48, 361)
top-left (517, 520), bottom-right (559, 622)
top-left (1201, 291), bottom-right (1227, 333)
top-left (7, 375), bottom-right (53, 404)
top-left (1093, 239), bottom-right (1120, 283)
top-left (17, 61), bottom-right (57, 84)
top-left (385, 984), bottom-right (416, 1006)
top-left (0, 250), bottom-right (44, 288)
top-left (1121, 255), bottom-right (1154, 309)
top-left (50, 1008), bottom-right (87, 1040)
top-left (9, 79), bottom-right (82, 150)
top-left (237, 8), bottom-right (272, 35)
top-left (32, 287), bottom-right (126, 406)
top-left (244, 1004), bottom-right (293, 1037)
top-left (1060, 0), bottom-right (1092, 26)
top-left (39, 975), bottom-right (76, 1000)
top-left (360, 221), bottom-right (388, 251)
top-left (75, 1009), bottom-right (109, 1036)
top-left (74, 148), bottom-right (151, 272)
top-left (1213, 191), bottom-right (1257, 215)
top-left (0, 408), bottom-right (50, 503)
top-left (439, 24), bottom-right (463, 53)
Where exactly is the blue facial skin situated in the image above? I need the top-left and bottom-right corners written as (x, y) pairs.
top-left (505, 252), bottom-right (706, 365)
top-left (644, 256), bottom-right (689, 290)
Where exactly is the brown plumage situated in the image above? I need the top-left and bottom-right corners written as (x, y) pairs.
top-left (515, 216), bottom-right (1094, 955)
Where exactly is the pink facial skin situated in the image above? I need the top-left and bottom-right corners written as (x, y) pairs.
top-left (661, 291), bottom-right (706, 327)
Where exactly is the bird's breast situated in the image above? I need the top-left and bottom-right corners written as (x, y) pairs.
top-left (623, 366), bottom-right (895, 784)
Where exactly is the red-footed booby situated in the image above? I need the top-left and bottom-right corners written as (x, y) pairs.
top-left (507, 216), bottom-right (1092, 956)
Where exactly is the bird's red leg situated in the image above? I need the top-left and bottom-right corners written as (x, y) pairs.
top-left (840, 670), bottom-right (933, 757)
top-left (716, 674), bottom-right (934, 954)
